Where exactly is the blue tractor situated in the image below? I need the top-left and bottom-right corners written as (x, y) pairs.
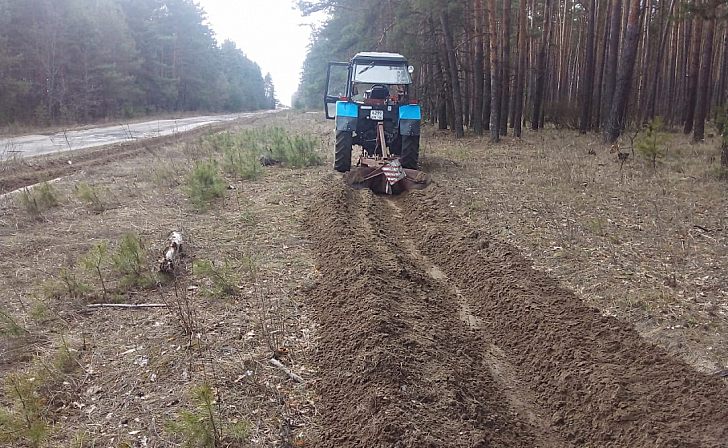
top-left (325, 52), bottom-right (430, 194)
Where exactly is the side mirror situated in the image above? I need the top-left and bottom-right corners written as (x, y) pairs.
top-left (408, 65), bottom-right (414, 74)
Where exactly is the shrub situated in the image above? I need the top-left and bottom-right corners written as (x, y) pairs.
top-left (222, 143), bottom-right (262, 180)
top-left (0, 307), bottom-right (26, 336)
top-left (166, 383), bottom-right (249, 448)
top-left (74, 183), bottom-right (106, 213)
top-left (186, 160), bottom-right (225, 211)
top-left (113, 233), bottom-right (153, 288)
top-left (19, 182), bottom-right (58, 217)
top-left (192, 260), bottom-right (239, 298)
top-left (0, 372), bottom-right (50, 447)
top-left (269, 129), bottom-right (322, 168)
top-left (636, 117), bottom-right (667, 169)
top-left (79, 241), bottom-right (110, 299)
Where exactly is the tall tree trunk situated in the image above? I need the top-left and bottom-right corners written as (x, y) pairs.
top-left (593, 0), bottom-right (610, 131)
top-left (717, 29), bottom-right (728, 110)
top-left (489, 0), bottom-right (501, 141)
top-left (441, 10), bottom-right (464, 138)
top-left (665, 19), bottom-right (679, 124)
top-left (473, 0), bottom-right (485, 136)
top-left (605, 0), bottom-right (643, 143)
top-left (433, 37), bottom-right (449, 130)
top-left (694, 18), bottom-right (715, 142)
top-left (679, 16), bottom-right (693, 125)
top-left (603, 0), bottom-right (623, 127)
top-left (531, 0), bottom-right (551, 129)
top-left (500, 0), bottom-right (512, 135)
top-left (644, 0), bottom-right (676, 123)
top-left (514, 0), bottom-right (527, 137)
top-left (636, 0), bottom-right (652, 115)
top-left (484, 14), bottom-right (492, 130)
top-left (580, 0), bottom-right (597, 133)
top-left (684, 0), bottom-right (703, 134)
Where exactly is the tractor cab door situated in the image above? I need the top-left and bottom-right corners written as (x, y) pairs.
top-left (324, 62), bottom-right (349, 119)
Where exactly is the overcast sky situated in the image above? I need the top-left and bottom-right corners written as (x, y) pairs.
top-left (196, 0), bottom-right (323, 106)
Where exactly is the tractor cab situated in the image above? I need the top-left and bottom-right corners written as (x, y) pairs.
top-left (325, 52), bottom-right (413, 118)
top-left (324, 52), bottom-right (428, 194)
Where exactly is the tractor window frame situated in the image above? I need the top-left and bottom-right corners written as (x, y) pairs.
top-left (324, 62), bottom-right (350, 119)
top-left (352, 63), bottom-right (412, 85)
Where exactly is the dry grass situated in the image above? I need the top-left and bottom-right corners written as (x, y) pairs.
top-left (0, 110), bottom-right (330, 447)
top-left (2, 109), bottom-right (725, 446)
top-left (422, 126), bottom-right (728, 373)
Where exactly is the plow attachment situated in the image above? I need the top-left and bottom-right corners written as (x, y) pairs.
top-left (345, 156), bottom-right (431, 194)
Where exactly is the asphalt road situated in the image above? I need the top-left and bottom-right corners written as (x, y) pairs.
top-left (0, 110), bottom-right (279, 159)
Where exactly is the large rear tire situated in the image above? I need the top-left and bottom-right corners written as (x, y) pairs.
top-left (400, 135), bottom-right (420, 170)
top-left (390, 134), bottom-right (402, 156)
top-left (334, 130), bottom-right (353, 172)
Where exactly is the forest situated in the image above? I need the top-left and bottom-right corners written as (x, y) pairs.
top-left (0, 0), bottom-right (276, 127)
top-left (295, 0), bottom-right (728, 145)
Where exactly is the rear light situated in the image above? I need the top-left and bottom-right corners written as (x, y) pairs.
top-left (339, 97), bottom-right (350, 101)
top-left (409, 98), bottom-right (418, 104)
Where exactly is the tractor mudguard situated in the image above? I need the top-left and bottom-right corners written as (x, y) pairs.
top-left (398, 104), bottom-right (421, 136)
top-left (335, 101), bottom-right (358, 132)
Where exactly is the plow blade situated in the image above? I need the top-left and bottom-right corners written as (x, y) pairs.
top-left (344, 158), bottom-right (431, 194)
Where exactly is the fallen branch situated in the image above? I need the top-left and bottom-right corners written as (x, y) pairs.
top-left (160, 231), bottom-right (183, 273)
top-left (269, 358), bottom-right (305, 383)
top-left (87, 303), bottom-right (168, 309)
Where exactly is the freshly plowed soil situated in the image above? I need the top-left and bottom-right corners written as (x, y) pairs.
top-left (305, 179), bottom-right (728, 447)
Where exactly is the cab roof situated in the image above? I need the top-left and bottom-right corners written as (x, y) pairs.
top-left (351, 52), bottom-right (408, 64)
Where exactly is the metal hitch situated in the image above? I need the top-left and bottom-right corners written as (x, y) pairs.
top-left (344, 121), bottom-right (430, 194)
top-left (345, 157), bottom-right (430, 194)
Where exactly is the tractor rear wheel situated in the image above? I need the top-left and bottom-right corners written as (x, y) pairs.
top-left (334, 130), bottom-right (353, 172)
top-left (390, 134), bottom-right (402, 156)
top-left (400, 135), bottom-right (420, 169)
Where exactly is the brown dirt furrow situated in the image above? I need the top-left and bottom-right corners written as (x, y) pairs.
top-left (305, 179), bottom-right (539, 447)
top-left (396, 185), bottom-right (728, 447)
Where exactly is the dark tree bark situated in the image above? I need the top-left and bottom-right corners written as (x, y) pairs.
top-left (500, 0), bottom-right (512, 135)
top-left (489, 0), bottom-right (501, 141)
top-left (693, 18), bottom-right (715, 142)
top-left (473, 0), bottom-right (485, 136)
top-left (605, 0), bottom-right (643, 143)
top-left (603, 0), bottom-right (623, 127)
top-left (717, 29), bottom-right (728, 111)
top-left (665, 19), bottom-right (679, 124)
top-left (441, 10), bottom-right (464, 138)
top-left (531, 0), bottom-right (551, 130)
top-left (684, 0), bottom-right (703, 134)
top-left (432, 34), bottom-right (449, 130)
top-left (679, 15), bottom-right (694, 125)
top-left (637, 0), bottom-right (653, 114)
top-left (484, 16), bottom-right (492, 131)
top-left (579, 0), bottom-right (597, 133)
top-left (644, 0), bottom-right (676, 124)
top-left (593, 0), bottom-right (610, 131)
top-left (514, 0), bottom-right (527, 137)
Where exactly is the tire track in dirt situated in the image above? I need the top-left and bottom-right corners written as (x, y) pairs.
top-left (382, 197), bottom-right (570, 447)
top-left (305, 179), bottom-right (728, 447)
top-left (305, 180), bottom-right (539, 447)
top-left (394, 186), bottom-right (728, 447)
